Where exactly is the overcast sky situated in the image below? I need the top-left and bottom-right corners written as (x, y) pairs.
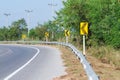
top-left (0, 0), bottom-right (63, 28)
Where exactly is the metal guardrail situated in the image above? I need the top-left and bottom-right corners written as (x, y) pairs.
top-left (45, 42), bottom-right (100, 80)
top-left (0, 41), bottom-right (99, 80)
top-left (67, 44), bottom-right (99, 80)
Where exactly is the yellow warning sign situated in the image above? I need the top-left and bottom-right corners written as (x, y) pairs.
top-left (22, 34), bottom-right (26, 39)
top-left (65, 30), bottom-right (70, 37)
top-left (80, 22), bottom-right (88, 35)
top-left (45, 32), bottom-right (49, 37)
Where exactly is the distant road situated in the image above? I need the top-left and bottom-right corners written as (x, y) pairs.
top-left (0, 44), bottom-right (66, 80)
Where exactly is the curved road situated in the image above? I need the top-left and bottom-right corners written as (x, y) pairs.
top-left (0, 44), bottom-right (66, 80)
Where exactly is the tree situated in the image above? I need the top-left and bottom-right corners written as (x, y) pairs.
top-left (0, 27), bottom-right (9, 40)
top-left (33, 24), bottom-right (47, 40)
top-left (29, 28), bottom-right (36, 40)
top-left (55, 0), bottom-right (120, 48)
top-left (55, 0), bottom-right (89, 44)
top-left (9, 18), bottom-right (27, 40)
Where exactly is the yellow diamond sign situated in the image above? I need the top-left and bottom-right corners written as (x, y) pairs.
top-left (65, 30), bottom-right (70, 37)
top-left (80, 22), bottom-right (88, 35)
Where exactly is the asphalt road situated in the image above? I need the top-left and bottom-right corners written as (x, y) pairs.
top-left (0, 44), bottom-right (66, 80)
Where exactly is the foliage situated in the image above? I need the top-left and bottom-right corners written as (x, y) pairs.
top-left (0, 18), bottom-right (27, 40)
top-left (55, 0), bottom-right (120, 48)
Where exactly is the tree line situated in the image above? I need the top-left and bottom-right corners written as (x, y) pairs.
top-left (0, 18), bottom-right (27, 41)
top-left (0, 0), bottom-right (120, 48)
top-left (54, 0), bottom-right (120, 48)
top-left (39, 0), bottom-right (120, 48)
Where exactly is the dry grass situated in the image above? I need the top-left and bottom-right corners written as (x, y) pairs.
top-left (87, 46), bottom-right (120, 68)
top-left (53, 45), bottom-right (120, 80)
top-left (53, 46), bottom-right (87, 80)
top-left (86, 46), bottom-right (120, 80)
top-left (86, 55), bottom-right (120, 80)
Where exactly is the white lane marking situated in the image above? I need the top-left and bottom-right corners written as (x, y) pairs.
top-left (4, 47), bottom-right (40, 80)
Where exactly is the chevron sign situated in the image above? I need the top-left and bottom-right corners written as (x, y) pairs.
top-left (80, 22), bottom-right (88, 35)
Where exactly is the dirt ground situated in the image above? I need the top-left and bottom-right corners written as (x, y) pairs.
top-left (53, 46), bottom-right (120, 80)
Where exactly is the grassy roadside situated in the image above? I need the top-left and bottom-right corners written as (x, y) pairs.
top-left (53, 45), bottom-right (120, 80)
top-left (86, 46), bottom-right (120, 80)
top-left (53, 46), bottom-right (87, 80)
top-left (87, 46), bottom-right (120, 68)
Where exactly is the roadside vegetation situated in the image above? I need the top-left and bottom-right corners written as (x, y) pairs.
top-left (53, 46), bottom-right (87, 80)
top-left (54, 46), bottom-right (120, 80)
top-left (87, 46), bottom-right (120, 68)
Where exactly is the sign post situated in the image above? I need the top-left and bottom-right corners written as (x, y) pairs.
top-left (83, 35), bottom-right (86, 55)
top-left (80, 22), bottom-right (88, 55)
top-left (65, 30), bottom-right (70, 43)
top-left (66, 36), bottom-right (68, 43)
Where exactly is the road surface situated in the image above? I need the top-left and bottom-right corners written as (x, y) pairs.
top-left (0, 44), bottom-right (66, 80)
